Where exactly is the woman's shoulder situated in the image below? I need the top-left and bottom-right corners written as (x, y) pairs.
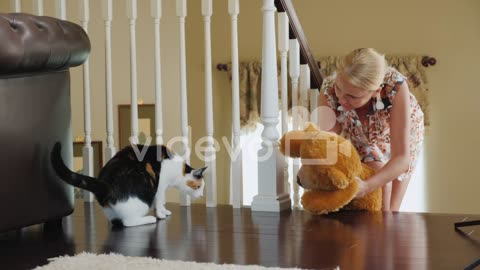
top-left (322, 73), bottom-right (337, 86)
top-left (383, 67), bottom-right (406, 87)
top-left (382, 67), bottom-right (407, 103)
top-left (321, 73), bottom-right (336, 93)
top-left (320, 73), bottom-right (338, 110)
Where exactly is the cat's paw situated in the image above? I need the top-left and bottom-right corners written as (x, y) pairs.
top-left (156, 208), bottom-right (170, 219)
top-left (156, 211), bottom-right (166, 219)
top-left (122, 216), bottom-right (157, 227)
top-left (144, 215), bottom-right (157, 224)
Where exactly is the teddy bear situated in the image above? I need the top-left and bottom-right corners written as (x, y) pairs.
top-left (279, 122), bottom-right (382, 214)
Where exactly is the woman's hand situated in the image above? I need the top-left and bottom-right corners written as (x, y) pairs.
top-left (354, 177), bottom-right (370, 198)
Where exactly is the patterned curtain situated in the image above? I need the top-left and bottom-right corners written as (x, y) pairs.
top-left (226, 61), bottom-right (292, 132)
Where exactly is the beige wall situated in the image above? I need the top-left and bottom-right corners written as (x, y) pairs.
top-left (2, 1), bottom-right (480, 214)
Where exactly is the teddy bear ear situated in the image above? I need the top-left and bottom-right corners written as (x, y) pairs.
top-left (304, 122), bottom-right (320, 132)
top-left (279, 130), bottom-right (307, 158)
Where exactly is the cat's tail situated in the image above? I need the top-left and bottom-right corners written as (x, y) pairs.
top-left (51, 142), bottom-right (109, 200)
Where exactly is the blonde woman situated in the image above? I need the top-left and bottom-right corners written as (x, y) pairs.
top-left (318, 48), bottom-right (424, 211)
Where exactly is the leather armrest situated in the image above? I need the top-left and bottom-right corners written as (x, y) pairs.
top-left (0, 13), bottom-right (90, 75)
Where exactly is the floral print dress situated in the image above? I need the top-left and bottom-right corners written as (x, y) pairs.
top-left (322, 67), bottom-right (424, 181)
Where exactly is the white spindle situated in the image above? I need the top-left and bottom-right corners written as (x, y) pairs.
top-left (277, 11), bottom-right (290, 199)
top-left (202, 0), bottom-right (217, 208)
top-left (127, 0), bottom-right (139, 145)
top-left (79, 0), bottom-right (94, 202)
top-left (251, 0), bottom-right (291, 212)
top-left (289, 40), bottom-right (300, 127)
top-left (176, 0), bottom-right (190, 206)
top-left (310, 89), bottom-right (319, 124)
top-left (299, 64), bottom-right (310, 128)
top-left (10, 0), bottom-right (21, 12)
top-left (298, 65), bottom-right (310, 209)
top-left (289, 38), bottom-right (300, 208)
top-left (278, 13), bottom-right (289, 136)
top-left (228, 0), bottom-right (243, 209)
top-left (151, 0), bottom-right (164, 146)
top-left (103, 0), bottom-right (116, 160)
top-left (32, 0), bottom-right (44, 16)
top-left (55, 0), bottom-right (66, 20)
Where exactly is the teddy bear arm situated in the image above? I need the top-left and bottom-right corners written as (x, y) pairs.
top-left (327, 167), bottom-right (350, 189)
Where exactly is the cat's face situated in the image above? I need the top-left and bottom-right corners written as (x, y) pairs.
top-left (178, 164), bottom-right (207, 199)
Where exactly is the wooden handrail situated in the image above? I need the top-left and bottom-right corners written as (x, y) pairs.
top-left (276, 0), bottom-right (323, 89)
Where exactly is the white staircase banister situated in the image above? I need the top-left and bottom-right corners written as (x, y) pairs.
top-left (202, 0), bottom-right (217, 208)
top-left (79, 0), bottom-right (94, 202)
top-left (10, 0), bottom-right (21, 12)
top-left (176, 0), bottom-right (190, 206)
top-left (228, 0), bottom-right (243, 209)
top-left (103, 0), bottom-right (116, 161)
top-left (127, 0), bottom-right (139, 145)
top-left (151, 0), bottom-right (164, 147)
top-left (251, 0), bottom-right (291, 212)
top-left (32, 0), bottom-right (44, 16)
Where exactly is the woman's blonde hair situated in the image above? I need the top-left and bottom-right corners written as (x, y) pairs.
top-left (337, 48), bottom-right (388, 91)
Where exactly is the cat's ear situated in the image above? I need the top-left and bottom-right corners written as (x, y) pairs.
top-left (184, 163), bottom-right (193, 175)
top-left (192, 166), bottom-right (208, 179)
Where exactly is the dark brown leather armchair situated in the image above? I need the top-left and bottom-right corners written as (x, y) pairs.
top-left (0, 13), bottom-right (90, 232)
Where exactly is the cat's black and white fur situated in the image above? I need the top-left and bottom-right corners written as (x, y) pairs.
top-left (51, 142), bottom-right (206, 227)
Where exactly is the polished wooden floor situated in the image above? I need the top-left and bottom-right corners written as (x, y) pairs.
top-left (1, 200), bottom-right (480, 270)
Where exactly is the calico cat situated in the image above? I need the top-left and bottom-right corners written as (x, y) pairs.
top-left (51, 142), bottom-right (207, 227)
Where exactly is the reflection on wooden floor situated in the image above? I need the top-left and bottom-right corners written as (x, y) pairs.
top-left (1, 200), bottom-right (479, 270)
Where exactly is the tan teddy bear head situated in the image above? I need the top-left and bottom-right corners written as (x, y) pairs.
top-left (279, 122), bottom-right (381, 214)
